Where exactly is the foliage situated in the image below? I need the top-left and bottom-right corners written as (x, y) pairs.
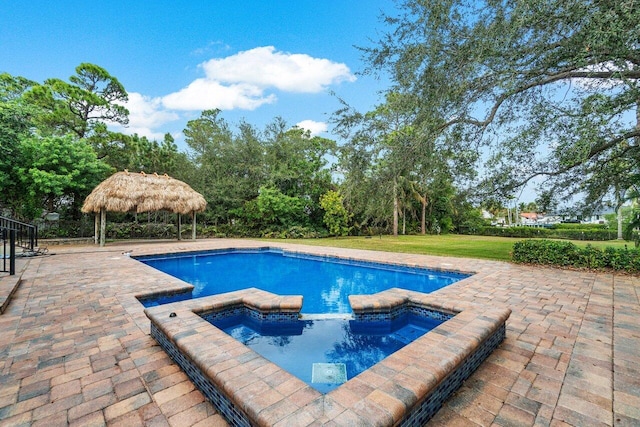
top-left (104, 222), bottom-right (177, 239)
top-left (183, 110), bottom-right (336, 231)
top-left (24, 63), bottom-right (129, 138)
top-left (261, 226), bottom-right (325, 239)
top-left (332, 91), bottom-right (472, 236)
top-left (263, 121), bottom-right (336, 225)
top-left (512, 240), bottom-right (581, 266)
top-left (0, 67), bottom-right (132, 221)
top-left (38, 218), bottom-right (95, 239)
top-left (320, 190), bottom-right (352, 236)
top-left (16, 135), bottom-right (112, 219)
top-left (512, 239), bottom-right (640, 273)
top-left (551, 223), bottom-right (608, 230)
top-left (365, 0), bottom-right (640, 210)
top-left (0, 102), bottom-right (32, 208)
top-left (238, 186), bottom-right (308, 232)
top-left (623, 205), bottom-right (640, 245)
top-left (184, 110), bottom-right (266, 225)
top-left (1, 64), bottom-right (491, 239)
top-left (451, 205), bottom-right (487, 235)
top-left (472, 225), bottom-right (617, 241)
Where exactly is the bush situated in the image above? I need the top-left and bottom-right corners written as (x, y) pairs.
top-left (37, 219), bottom-right (95, 238)
top-left (261, 226), bottom-right (325, 239)
top-left (473, 226), bottom-right (617, 241)
top-left (474, 226), bottom-right (552, 238)
top-left (550, 229), bottom-right (616, 241)
top-left (511, 240), bottom-right (578, 266)
top-left (105, 223), bottom-right (176, 239)
top-left (551, 223), bottom-right (608, 230)
top-left (512, 239), bottom-right (640, 273)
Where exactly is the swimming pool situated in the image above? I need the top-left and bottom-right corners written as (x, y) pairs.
top-left (140, 245), bottom-right (510, 425)
top-left (137, 248), bottom-right (468, 312)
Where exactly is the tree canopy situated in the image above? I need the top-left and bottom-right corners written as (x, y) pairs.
top-left (25, 63), bottom-right (129, 138)
top-left (0, 65), bottom-right (200, 222)
top-left (365, 0), bottom-right (639, 210)
top-left (13, 28), bottom-right (635, 239)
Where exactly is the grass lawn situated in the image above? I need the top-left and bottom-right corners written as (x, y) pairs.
top-left (263, 234), bottom-right (633, 262)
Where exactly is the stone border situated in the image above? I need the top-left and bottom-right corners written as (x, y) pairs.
top-left (0, 258), bottom-right (28, 314)
top-left (145, 285), bottom-right (510, 425)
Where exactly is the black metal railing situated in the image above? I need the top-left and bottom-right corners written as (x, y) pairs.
top-left (1, 216), bottom-right (38, 275)
top-left (1, 228), bottom-right (16, 275)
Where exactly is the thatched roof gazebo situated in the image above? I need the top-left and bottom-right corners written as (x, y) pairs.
top-left (82, 171), bottom-right (207, 246)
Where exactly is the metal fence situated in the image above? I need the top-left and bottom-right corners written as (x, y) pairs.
top-left (1, 216), bottom-right (38, 275)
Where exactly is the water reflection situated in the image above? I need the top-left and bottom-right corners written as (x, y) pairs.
top-left (138, 250), bottom-right (467, 312)
top-left (211, 314), bottom-right (441, 393)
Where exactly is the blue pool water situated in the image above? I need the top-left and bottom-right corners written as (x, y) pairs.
top-left (211, 313), bottom-right (443, 393)
top-left (137, 249), bottom-right (468, 313)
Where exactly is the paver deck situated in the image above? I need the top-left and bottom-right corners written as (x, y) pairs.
top-left (0, 239), bottom-right (638, 426)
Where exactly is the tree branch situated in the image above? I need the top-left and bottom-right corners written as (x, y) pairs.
top-left (442, 66), bottom-right (639, 131)
top-left (509, 129), bottom-right (640, 188)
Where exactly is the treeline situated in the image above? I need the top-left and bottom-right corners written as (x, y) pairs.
top-left (1, 64), bottom-right (483, 238)
top-left (0, 65), bottom-right (190, 223)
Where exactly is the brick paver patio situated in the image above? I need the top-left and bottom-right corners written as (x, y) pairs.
top-left (0, 239), bottom-right (638, 426)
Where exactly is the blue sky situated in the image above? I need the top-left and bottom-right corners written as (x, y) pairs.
top-left (2, 1), bottom-right (397, 148)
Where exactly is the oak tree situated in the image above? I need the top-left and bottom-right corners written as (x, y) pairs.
top-left (366, 0), bottom-right (640, 209)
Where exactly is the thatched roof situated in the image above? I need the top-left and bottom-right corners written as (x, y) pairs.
top-left (82, 171), bottom-right (207, 215)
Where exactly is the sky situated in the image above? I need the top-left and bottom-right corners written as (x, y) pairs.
top-left (1, 1), bottom-right (397, 148)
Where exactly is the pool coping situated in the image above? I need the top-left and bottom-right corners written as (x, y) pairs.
top-left (143, 252), bottom-right (511, 426)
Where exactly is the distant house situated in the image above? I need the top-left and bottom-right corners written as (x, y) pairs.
top-left (520, 212), bottom-right (538, 224)
top-left (520, 212), bottom-right (562, 227)
top-left (582, 207), bottom-right (615, 225)
top-left (482, 209), bottom-right (506, 226)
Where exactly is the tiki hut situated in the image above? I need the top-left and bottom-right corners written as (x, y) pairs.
top-left (82, 171), bottom-right (207, 246)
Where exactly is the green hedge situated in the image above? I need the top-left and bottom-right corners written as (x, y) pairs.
top-left (550, 229), bottom-right (617, 241)
top-left (105, 223), bottom-right (177, 239)
top-left (551, 223), bottom-right (608, 230)
top-left (471, 226), bottom-right (617, 241)
top-left (475, 226), bottom-right (551, 238)
top-left (512, 239), bottom-right (640, 273)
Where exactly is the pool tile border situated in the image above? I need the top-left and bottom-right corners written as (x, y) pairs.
top-left (145, 285), bottom-right (510, 426)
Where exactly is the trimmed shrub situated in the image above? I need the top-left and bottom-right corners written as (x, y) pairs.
top-left (512, 239), bottom-right (640, 273)
top-left (512, 240), bottom-right (579, 266)
top-left (551, 223), bottom-right (608, 230)
top-left (473, 226), bottom-right (616, 241)
top-left (474, 226), bottom-right (552, 238)
top-left (105, 222), bottom-right (176, 239)
top-left (261, 226), bottom-right (325, 239)
top-left (550, 229), bottom-right (616, 241)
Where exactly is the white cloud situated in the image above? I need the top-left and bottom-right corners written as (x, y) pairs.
top-left (113, 92), bottom-right (180, 140)
top-left (162, 79), bottom-right (276, 111)
top-left (201, 46), bottom-right (356, 93)
top-left (111, 47), bottom-right (356, 139)
top-left (162, 46), bottom-right (356, 111)
top-left (296, 120), bottom-right (328, 136)
top-left (125, 93), bottom-right (179, 128)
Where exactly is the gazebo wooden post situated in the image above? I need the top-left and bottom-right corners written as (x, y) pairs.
top-left (100, 208), bottom-right (106, 247)
top-left (192, 212), bottom-right (197, 240)
top-left (177, 214), bottom-right (182, 241)
top-left (94, 213), bottom-right (99, 245)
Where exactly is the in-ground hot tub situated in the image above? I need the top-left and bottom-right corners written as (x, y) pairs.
top-left (145, 286), bottom-right (510, 426)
